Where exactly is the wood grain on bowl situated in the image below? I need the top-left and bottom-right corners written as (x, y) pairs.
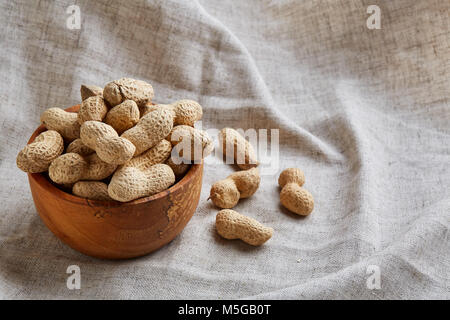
top-left (27, 105), bottom-right (203, 259)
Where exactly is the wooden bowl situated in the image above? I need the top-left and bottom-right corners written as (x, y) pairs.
top-left (27, 105), bottom-right (203, 259)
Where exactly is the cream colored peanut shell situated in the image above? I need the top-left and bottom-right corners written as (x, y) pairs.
top-left (171, 100), bottom-right (203, 126)
top-left (278, 168), bottom-right (305, 188)
top-left (80, 121), bottom-right (135, 165)
top-left (40, 108), bottom-right (80, 141)
top-left (105, 100), bottom-right (140, 134)
top-left (108, 163), bottom-right (175, 202)
top-left (80, 120), bottom-right (117, 149)
top-left (139, 100), bottom-right (202, 127)
top-left (103, 78), bottom-right (154, 107)
top-left (210, 180), bottom-right (240, 209)
top-left (72, 181), bottom-right (112, 201)
top-left (280, 184), bottom-right (314, 216)
top-left (107, 140), bottom-right (172, 201)
top-left (228, 168), bottom-right (260, 198)
top-left (215, 209), bottom-right (273, 246)
top-left (16, 130), bottom-right (64, 173)
top-left (96, 136), bottom-right (136, 165)
top-left (210, 167), bottom-right (260, 209)
top-left (121, 139), bottom-right (172, 171)
top-left (66, 138), bottom-right (94, 156)
top-left (78, 95), bottom-right (108, 124)
top-left (139, 103), bottom-right (160, 118)
top-left (219, 127), bottom-right (258, 170)
top-left (48, 152), bottom-right (117, 184)
top-left (168, 125), bottom-right (213, 162)
top-left (121, 108), bottom-right (174, 156)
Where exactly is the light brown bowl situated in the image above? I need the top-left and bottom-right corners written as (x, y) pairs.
top-left (27, 105), bottom-right (203, 259)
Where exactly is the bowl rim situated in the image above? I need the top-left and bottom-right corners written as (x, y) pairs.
top-left (28, 104), bottom-right (202, 207)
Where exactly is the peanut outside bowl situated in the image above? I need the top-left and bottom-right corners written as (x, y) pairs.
top-left (27, 105), bottom-right (203, 259)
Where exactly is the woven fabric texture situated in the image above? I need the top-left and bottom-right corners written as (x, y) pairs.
top-left (0, 0), bottom-right (448, 299)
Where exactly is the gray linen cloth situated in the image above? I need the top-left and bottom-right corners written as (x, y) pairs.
top-left (0, 0), bottom-right (448, 299)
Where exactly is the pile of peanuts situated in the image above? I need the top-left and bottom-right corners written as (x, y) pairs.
top-left (16, 78), bottom-right (212, 202)
top-left (209, 129), bottom-right (314, 246)
top-left (16, 77), bottom-right (315, 248)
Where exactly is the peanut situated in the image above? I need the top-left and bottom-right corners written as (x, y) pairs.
top-left (121, 139), bottom-right (172, 171)
top-left (168, 125), bottom-right (213, 162)
top-left (170, 100), bottom-right (203, 126)
top-left (72, 181), bottom-right (112, 201)
top-left (48, 153), bottom-right (117, 184)
top-left (215, 209), bottom-right (273, 246)
top-left (66, 138), bottom-right (94, 156)
top-left (41, 108), bottom-right (80, 141)
top-left (80, 84), bottom-right (103, 101)
top-left (278, 168), bottom-right (314, 215)
top-left (103, 78), bottom-right (154, 107)
top-left (108, 141), bottom-right (173, 202)
top-left (80, 121), bottom-right (135, 165)
top-left (105, 100), bottom-right (140, 134)
top-left (219, 128), bottom-right (258, 170)
top-left (108, 163), bottom-right (175, 202)
top-left (140, 100), bottom-right (202, 127)
top-left (139, 103), bottom-right (161, 118)
top-left (121, 108), bottom-right (174, 156)
top-left (78, 95), bottom-right (108, 124)
top-left (20, 79), bottom-right (213, 205)
top-left (209, 168), bottom-right (260, 209)
top-left (16, 130), bottom-right (64, 173)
